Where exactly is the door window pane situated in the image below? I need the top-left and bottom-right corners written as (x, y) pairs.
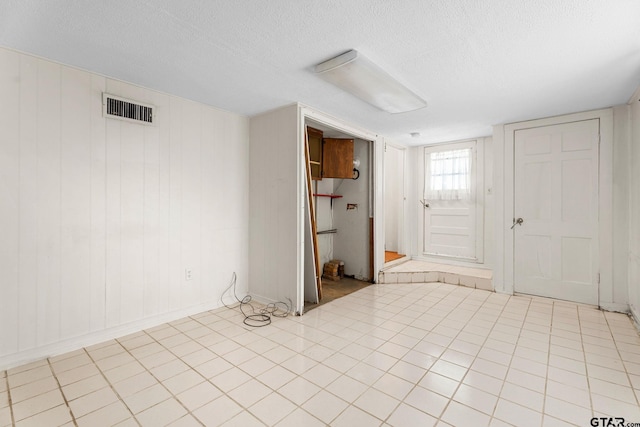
top-left (427, 148), bottom-right (471, 200)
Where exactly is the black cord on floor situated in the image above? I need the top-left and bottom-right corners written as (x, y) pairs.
top-left (220, 272), bottom-right (292, 327)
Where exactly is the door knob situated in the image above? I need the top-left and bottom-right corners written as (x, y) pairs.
top-left (510, 217), bottom-right (524, 229)
top-left (420, 200), bottom-right (430, 209)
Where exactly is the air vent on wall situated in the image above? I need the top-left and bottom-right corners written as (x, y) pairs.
top-left (102, 93), bottom-right (155, 125)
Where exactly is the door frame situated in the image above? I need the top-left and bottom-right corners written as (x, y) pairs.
top-left (417, 139), bottom-right (485, 263)
top-left (494, 108), bottom-right (617, 309)
top-left (297, 105), bottom-right (384, 313)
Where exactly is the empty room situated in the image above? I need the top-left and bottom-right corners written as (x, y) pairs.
top-left (1, 1), bottom-right (640, 426)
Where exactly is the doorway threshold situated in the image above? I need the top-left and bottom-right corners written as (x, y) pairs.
top-left (384, 254), bottom-right (409, 269)
top-left (379, 259), bottom-right (493, 291)
top-left (385, 251), bottom-right (406, 263)
top-left (304, 276), bottom-right (371, 313)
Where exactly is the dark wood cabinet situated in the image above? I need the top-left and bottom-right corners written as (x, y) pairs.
top-left (322, 138), bottom-right (354, 179)
top-left (307, 127), bottom-right (323, 180)
top-left (306, 127), bottom-right (354, 180)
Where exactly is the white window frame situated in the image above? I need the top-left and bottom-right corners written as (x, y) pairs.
top-left (426, 147), bottom-right (473, 201)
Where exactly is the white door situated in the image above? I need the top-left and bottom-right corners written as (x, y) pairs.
top-left (422, 141), bottom-right (478, 260)
top-left (514, 119), bottom-right (599, 304)
top-left (384, 144), bottom-right (404, 254)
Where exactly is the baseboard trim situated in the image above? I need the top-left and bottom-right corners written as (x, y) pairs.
top-left (629, 304), bottom-right (640, 330)
top-left (0, 298), bottom-right (235, 371)
top-left (599, 302), bottom-right (629, 313)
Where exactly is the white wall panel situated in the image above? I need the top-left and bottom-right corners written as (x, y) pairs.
top-left (214, 112), bottom-right (249, 297)
top-left (180, 100), bottom-right (202, 308)
top-left (105, 113), bottom-right (122, 327)
top-left (143, 120), bottom-right (161, 317)
top-left (333, 139), bottom-right (371, 280)
top-left (168, 97), bottom-right (183, 312)
top-left (18, 54), bottom-right (38, 351)
top-left (0, 48), bottom-right (20, 355)
top-left (60, 66), bottom-right (92, 338)
top-left (36, 58), bottom-right (62, 346)
top-left (119, 120), bottom-right (145, 324)
top-left (629, 93), bottom-right (640, 324)
top-left (0, 47), bottom-right (249, 369)
top-left (156, 92), bottom-right (171, 316)
top-left (89, 75), bottom-right (107, 331)
top-left (249, 105), bottom-right (299, 306)
top-left (612, 105), bottom-right (630, 305)
top-left (384, 144), bottom-right (401, 253)
top-left (200, 107), bottom-right (219, 302)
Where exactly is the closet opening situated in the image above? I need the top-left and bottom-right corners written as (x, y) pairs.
top-left (302, 118), bottom-right (374, 312)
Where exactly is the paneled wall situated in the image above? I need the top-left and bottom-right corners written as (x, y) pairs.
top-left (0, 47), bottom-right (249, 368)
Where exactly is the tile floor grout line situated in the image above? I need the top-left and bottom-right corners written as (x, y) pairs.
top-left (271, 313), bottom-right (363, 426)
top-left (149, 310), bottom-right (308, 426)
top-left (263, 283), bottom-right (440, 426)
top-left (442, 286), bottom-right (515, 425)
top-left (46, 357), bottom-right (79, 427)
top-left (4, 371), bottom-right (15, 427)
top-left (544, 303), bottom-right (561, 425)
top-left (576, 302), bottom-right (597, 421)
top-left (600, 308), bottom-right (640, 408)
top-left (539, 301), bottom-right (556, 426)
top-left (376, 282), bottom-right (463, 423)
top-left (328, 283), bottom-right (430, 425)
top-left (404, 283), bottom-right (485, 424)
top-left (130, 324), bottom-right (230, 425)
top-left (381, 283), bottom-right (508, 425)
top-left (484, 292), bottom-right (526, 425)
top-left (196, 309), bottom-right (306, 423)
top-left (237, 310), bottom-right (344, 426)
top-left (80, 345), bottom-right (141, 426)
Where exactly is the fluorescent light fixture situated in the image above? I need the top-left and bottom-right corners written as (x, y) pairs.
top-left (315, 50), bottom-right (427, 114)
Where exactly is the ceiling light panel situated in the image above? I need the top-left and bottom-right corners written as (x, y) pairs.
top-left (315, 50), bottom-right (427, 114)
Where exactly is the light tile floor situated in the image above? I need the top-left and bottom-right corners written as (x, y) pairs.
top-left (2, 282), bottom-right (640, 427)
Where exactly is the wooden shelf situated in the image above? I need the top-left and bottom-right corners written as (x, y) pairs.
top-left (317, 229), bottom-right (338, 235)
top-left (314, 193), bottom-right (342, 209)
top-left (313, 194), bottom-right (342, 198)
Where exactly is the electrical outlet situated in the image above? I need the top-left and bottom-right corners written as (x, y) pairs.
top-left (185, 269), bottom-right (192, 281)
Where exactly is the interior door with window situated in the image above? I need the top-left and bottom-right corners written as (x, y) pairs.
top-left (513, 119), bottom-right (599, 304)
top-left (422, 141), bottom-right (478, 260)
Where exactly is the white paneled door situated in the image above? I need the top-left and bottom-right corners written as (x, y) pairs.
top-left (422, 141), bottom-right (478, 260)
top-left (514, 119), bottom-right (599, 305)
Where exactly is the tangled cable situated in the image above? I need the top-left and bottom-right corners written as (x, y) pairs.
top-left (220, 272), bottom-right (292, 327)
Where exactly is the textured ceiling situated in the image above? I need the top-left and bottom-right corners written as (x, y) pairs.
top-left (1, 0), bottom-right (639, 145)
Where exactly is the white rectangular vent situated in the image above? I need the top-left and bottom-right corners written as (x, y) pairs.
top-left (103, 93), bottom-right (155, 125)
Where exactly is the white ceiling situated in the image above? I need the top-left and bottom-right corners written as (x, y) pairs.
top-left (1, 0), bottom-right (639, 145)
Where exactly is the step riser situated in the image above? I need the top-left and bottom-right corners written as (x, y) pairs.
top-left (378, 271), bottom-right (492, 291)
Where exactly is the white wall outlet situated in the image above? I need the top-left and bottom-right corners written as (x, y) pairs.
top-left (185, 269), bottom-right (193, 281)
